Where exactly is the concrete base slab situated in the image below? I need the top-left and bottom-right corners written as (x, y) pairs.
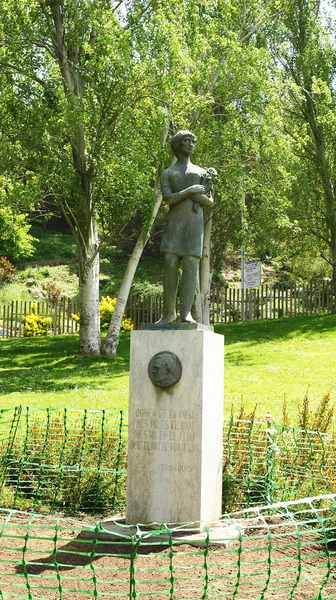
top-left (80, 517), bottom-right (244, 547)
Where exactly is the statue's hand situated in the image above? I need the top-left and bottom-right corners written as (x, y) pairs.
top-left (187, 184), bottom-right (207, 195)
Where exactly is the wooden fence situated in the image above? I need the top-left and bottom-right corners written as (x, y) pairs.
top-left (0, 280), bottom-right (335, 338)
top-left (0, 298), bottom-right (79, 338)
top-left (125, 280), bottom-right (336, 329)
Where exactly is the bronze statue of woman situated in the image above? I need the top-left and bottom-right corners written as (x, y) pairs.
top-left (157, 130), bottom-right (215, 324)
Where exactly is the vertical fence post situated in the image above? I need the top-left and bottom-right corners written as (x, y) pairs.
top-left (326, 281), bottom-right (330, 313)
top-left (265, 416), bottom-right (277, 505)
top-left (249, 289), bottom-right (252, 321)
top-left (1, 303), bottom-right (4, 338)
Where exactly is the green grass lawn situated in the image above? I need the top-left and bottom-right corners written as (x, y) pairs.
top-left (217, 314), bottom-right (336, 421)
top-left (0, 314), bottom-right (335, 425)
top-left (0, 334), bottom-right (131, 412)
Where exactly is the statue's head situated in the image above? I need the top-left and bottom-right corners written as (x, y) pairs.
top-left (149, 351), bottom-right (182, 388)
top-left (152, 353), bottom-right (176, 385)
top-left (170, 130), bottom-right (196, 157)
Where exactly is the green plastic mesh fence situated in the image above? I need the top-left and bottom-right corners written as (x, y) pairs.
top-left (222, 418), bottom-right (336, 511)
top-left (1, 408), bottom-right (336, 515)
top-left (0, 407), bottom-right (127, 514)
top-left (0, 494), bottom-right (335, 599)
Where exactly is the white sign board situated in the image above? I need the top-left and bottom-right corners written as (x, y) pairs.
top-left (245, 260), bottom-right (261, 288)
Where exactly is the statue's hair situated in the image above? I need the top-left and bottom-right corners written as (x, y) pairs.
top-left (170, 130), bottom-right (195, 156)
top-left (156, 353), bottom-right (176, 375)
top-left (163, 353), bottom-right (176, 375)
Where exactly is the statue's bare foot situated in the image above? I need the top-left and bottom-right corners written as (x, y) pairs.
top-left (181, 312), bottom-right (196, 324)
top-left (155, 312), bottom-right (177, 325)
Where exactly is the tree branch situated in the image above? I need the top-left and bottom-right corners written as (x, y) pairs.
top-left (123, 0), bottom-right (155, 30)
top-left (321, 253), bottom-right (333, 266)
top-left (112, 0), bottom-right (124, 14)
top-left (0, 60), bottom-right (52, 92)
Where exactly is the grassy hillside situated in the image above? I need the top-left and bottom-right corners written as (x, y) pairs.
top-left (29, 225), bottom-right (77, 261)
top-left (0, 225), bottom-right (163, 303)
top-left (0, 314), bottom-right (335, 425)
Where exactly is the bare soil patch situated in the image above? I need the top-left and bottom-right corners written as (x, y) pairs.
top-left (0, 512), bottom-right (335, 599)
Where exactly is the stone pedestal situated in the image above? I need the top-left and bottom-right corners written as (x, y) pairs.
top-left (126, 327), bottom-right (224, 526)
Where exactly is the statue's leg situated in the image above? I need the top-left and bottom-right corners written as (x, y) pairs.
top-left (156, 252), bottom-right (180, 324)
top-left (181, 255), bottom-right (199, 323)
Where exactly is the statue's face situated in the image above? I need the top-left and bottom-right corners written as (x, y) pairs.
top-left (179, 135), bottom-right (195, 156)
top-left (152, 357), bottom-right (167, 383)
top-left (149, 352), bottom-right (182, 388)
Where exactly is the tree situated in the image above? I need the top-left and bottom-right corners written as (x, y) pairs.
top-left (266, 0), bottom-right (336, 281)
top-left (0, 64), bottom-right (43, 261)
top-left (101, 117), bottom-right (171, 355)
top-left (0, 0), bottom-right (190, 354)
top-left (103, 0), bottom-right (301, 336)
top-left (102, 0), bottom-right (280, 337)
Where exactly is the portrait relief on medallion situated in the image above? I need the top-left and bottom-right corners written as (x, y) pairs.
top-left (148, 352), bottom-right (182, 388)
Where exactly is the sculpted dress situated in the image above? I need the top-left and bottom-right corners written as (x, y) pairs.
top-left (160, 163), bottom-right (207, 259)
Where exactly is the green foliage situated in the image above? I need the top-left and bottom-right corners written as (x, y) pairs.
top-left (298, 393), bottom-right (334, 433)
top-left (99, 296), bottom-right (133, 332)
top-left (0, 208), bottom-right (36, 261)
top-left (264, 0), bottom-right (336, 278)
top-left (0, 256), bottom-right (16, 286)
top-left (30, 226), bottom-right (77, 261)
top-left (131, 281), bottom-right (163, 299)
top-left (23, 303), bottom-right (52, 337)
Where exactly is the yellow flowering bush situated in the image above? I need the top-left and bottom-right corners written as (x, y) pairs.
top-left (100, 296), bottom-right (133, 332)
top-left (23, 304), bottom-right (52, 337)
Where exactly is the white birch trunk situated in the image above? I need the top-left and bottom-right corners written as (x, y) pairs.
top-left (101, 120), bottom-right (170, 356)
top-left (77, 220), bottom-right (101, 355)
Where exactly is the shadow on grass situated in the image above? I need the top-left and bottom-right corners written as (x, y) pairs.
top-left (1, 314), bottom-right (335, 395)
top-left (215, 313), bottom-right (336, 347)
top-left (0, 333), bottom-right (130, 395)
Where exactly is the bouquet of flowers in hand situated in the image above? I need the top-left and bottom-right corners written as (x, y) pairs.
top-left (192, 167), bottom-right (218, 213)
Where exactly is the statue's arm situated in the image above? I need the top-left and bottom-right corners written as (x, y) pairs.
top-left (192, 193), bottom-right (214, 208)
top-left (161, 171), bottom-right (207, 206)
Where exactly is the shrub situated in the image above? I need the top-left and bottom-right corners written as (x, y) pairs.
top-left (0, 256), bottom-right (16, 286)
top-left (100, 296), bottom-right (133, 332)
top-left (131, 281), bottom-right (163, 299)
top-left (23, 304), bottom-right (52, 337)
top-left (42, 280), bottom-right (62, 302)
top-left (0, 208), bottom-right (36, 261)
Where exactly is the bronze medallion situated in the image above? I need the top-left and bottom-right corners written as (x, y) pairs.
top-left (148, 351), bottom-right (182, 388)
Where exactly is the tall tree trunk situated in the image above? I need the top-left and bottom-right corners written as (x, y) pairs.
top-left (101, 119), bottom-right (170, 356)
top-left (199, 206), bottom-right (214, 324)
top-left (48, 0), bottom-right (102, 355)
top-left (194, 206), bottom-right (214, 324)
top-left (332, 242), bottom-right (336, 282)
top-left (77, 219), bottom-right (101, 355)
top-left (304, 92), bottom-right (336, 287)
